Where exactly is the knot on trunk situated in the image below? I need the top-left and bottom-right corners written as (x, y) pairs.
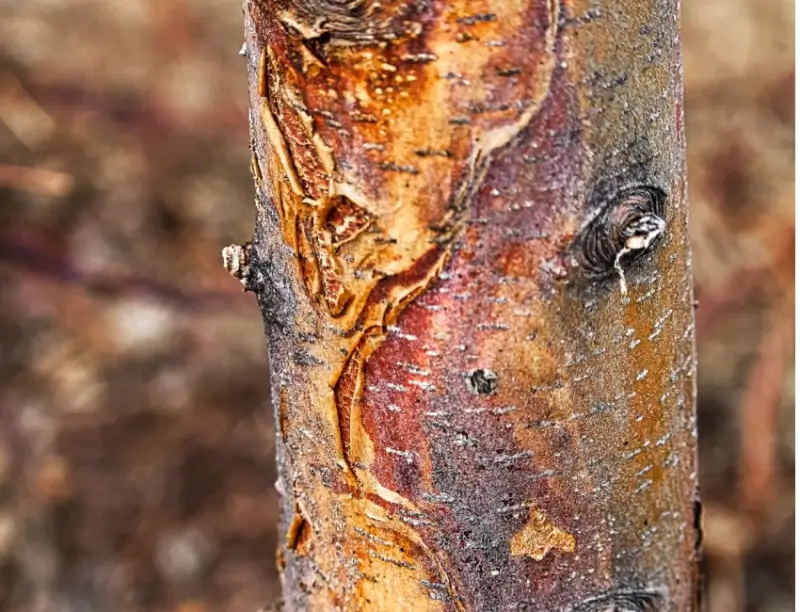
top-left (576, 185), bottom-right (667, 276)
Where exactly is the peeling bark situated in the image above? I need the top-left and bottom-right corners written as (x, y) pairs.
top-left (238, 0), bottom-right (701, 609)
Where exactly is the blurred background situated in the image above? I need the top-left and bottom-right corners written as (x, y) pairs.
top-left (0, 0), bottom-right (793, 611)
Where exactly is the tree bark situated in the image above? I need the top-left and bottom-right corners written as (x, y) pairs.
top-left (237, 0), bottom-right (702, 609)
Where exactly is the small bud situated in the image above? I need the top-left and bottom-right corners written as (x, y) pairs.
top-left (222, 242), bottom-right (253, 289)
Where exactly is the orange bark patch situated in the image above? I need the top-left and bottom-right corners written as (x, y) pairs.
top-left (510, 506), bottom-right (576, 561)
top-left (286, 504), bottom-right (314, 556)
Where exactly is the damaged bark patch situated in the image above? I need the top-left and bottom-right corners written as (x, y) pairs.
top-left (510, 507), bottom-right (576, 561)
top-left (250, 209), bottom-right (297, 329)
top-left (323, 195), bottom-right (375, 247)
top-left (286, 504), bottom-right (314, 556)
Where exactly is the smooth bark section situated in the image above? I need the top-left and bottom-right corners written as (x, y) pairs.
top-left (242, 0), bottom-right (701, 609)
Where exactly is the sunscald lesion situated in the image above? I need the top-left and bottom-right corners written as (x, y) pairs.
top-left (255, 0), bottom-right (563, 333)
top-left (250, 0), bottom-right (565, 600)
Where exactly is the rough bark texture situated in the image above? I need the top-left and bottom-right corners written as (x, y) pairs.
top-left (240, 0), bottom-right (701, 609)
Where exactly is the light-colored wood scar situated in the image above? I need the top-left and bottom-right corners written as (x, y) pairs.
top-left (259, 98), bottom-right (304, 196)
top-left (258, 48), bottom-right (268, 98)
top-left (251, 153), bottom-right (263, 182)
top-left (510, 506), bottom-right (576, 561)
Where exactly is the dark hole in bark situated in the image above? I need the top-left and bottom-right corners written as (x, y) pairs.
top-left (305, 31), bottom-right (332, 63)
top-left (465, 368), bottom-right (498, 395)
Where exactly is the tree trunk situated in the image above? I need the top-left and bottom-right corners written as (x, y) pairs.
top-left (236, 0), bottom-right (702, 609)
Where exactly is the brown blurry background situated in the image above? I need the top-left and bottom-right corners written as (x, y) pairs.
top-left (0, 1), bottom-right (793, 611)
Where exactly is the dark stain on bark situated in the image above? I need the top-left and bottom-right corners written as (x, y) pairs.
top-left (693, 488), bottom-right (707, 611)
top-left (292, 349), bottom-right (324, 367)
top-left (252, 208), bottom-right (298, 330)
top-left (693, 494), bottom-right (704, 553)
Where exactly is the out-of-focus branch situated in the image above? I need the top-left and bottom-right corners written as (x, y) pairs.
top-left (14, 77), bottom-right (248, 141)
top-left (737, 305), bottom-right (792, 520)
top-left (695, 225), bottom-right (793, 341)
top-left (0, 69), bottom-right (56, 148)
top-left (0, 233), bottom-right (250, 312)
top-left (0, 164), bottom-right (74, 197)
